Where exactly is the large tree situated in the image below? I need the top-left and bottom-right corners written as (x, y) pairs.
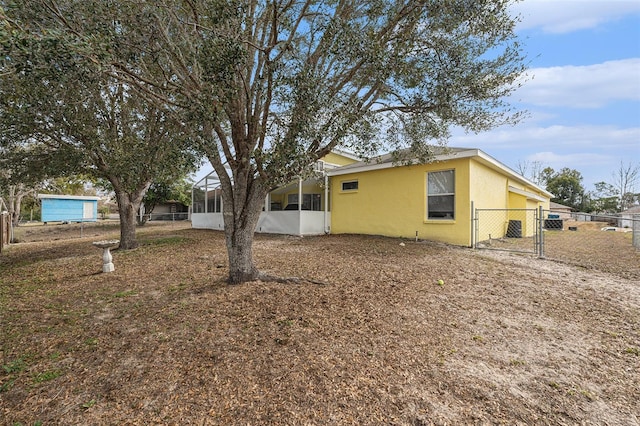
top-left (0, 8), bottom-right (200, 249)
top-left (611, 161), bottom-right (639, 212)
top-left (544, 167), bottom-right (586, 211)
top-left (3, 0), bottom-right (527, 282)
top-left (587, 181), bottom-right (620, 213)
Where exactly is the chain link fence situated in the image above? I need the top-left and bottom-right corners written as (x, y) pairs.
top-left (474, 208), bottom-right (539, 254)
top-left (474, 208), bottom-right (640, 279)
top-left (541, 210), bottom-right (640, 278)
top-left (139, 212), bottom-right (190, 223)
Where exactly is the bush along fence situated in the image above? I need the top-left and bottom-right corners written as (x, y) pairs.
top-left (473, 207), bottom-right (640, 276)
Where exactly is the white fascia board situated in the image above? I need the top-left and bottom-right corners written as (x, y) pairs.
top-left (328, 148), bottom-right (362, 162)
top-left (326, 161), bottom-right (397, 176)
top-left (37, 194), bottom-right (100, 201)
top-left (508, 186), bottom-right (548, 202)
top-left (326, 149), bottom-right (479, 177)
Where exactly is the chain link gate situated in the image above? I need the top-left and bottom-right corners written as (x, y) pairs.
top-left (473, 207), bottom-right (543, 255)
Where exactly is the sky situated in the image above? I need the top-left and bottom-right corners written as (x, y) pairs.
top-left (195, 0), bottom-right (640, 192)
top-left (451, 0), bottom-right (640, 191)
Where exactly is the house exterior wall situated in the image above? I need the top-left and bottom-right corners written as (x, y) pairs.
top-left (40, 197), bottom-right (98, 222)
top-left (330, 158), bottom-right (473, 245)
top-left (330, 156), bottom-right (550, 246)
top-left (469, 159), bottom-right (549, 240)
top-left (469, 160), bottom-right (510, 242)
top-left (192, 149), bottom-right (551, 243)
top-left (153, 203), bottom-right (189, 214)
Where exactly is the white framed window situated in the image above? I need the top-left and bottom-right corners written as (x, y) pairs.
top-left (341, 180), bottom-right (358, 191)
top-left (427, 170), bottom-right (455, 219)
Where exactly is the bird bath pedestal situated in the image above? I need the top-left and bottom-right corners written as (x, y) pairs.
top-left (93, 240), bottom-right (119, 273)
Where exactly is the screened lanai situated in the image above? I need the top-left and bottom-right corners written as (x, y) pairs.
top-left (191, 167), bottom-right (331, 236)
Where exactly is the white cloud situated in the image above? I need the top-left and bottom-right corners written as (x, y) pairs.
top-left (450, 123), bottom-right (640, 187)
top-left (513, 0), bottom-right (640, 34)
top-left (526, 151), bottom-right (611, 166)
top-left (515, 59), bottom-right (640, 108)
top-left (451, 123), bottom-right (640, 150)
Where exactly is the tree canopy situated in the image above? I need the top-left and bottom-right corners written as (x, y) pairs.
top-left (1, 0), bottom-right (528, 282)
top-left (0, 5), bottom-right (201, 247)
top-left (544, 167), bottom-right (586, 211)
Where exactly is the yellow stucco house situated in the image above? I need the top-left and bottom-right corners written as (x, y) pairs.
top-left (192, 147), bottom-right (551, 247)
top-left (328, 147), bottom-right (551, 246)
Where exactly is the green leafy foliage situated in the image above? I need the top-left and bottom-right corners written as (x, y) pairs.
top-left (0, 3), bottom-right (201, 246)
top-left (1, 0), bottom-right (528, 281)
top-left (544, 167), bottom-right (587, 211)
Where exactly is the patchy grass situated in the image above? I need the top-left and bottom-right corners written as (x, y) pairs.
top-left (0, 221), bottom-right (638, 425)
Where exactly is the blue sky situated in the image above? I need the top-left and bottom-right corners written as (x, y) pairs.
top-left (195, 1), bottom-right (640, 191)
top-left (451, 0), bottom-right (640, 190)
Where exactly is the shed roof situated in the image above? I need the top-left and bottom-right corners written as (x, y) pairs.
top-left (550, 201), bottom-right (573, 211)
top-left (38, 194), bottom-right (100, 201)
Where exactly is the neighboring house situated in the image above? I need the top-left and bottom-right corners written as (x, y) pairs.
top-left (192, 147), bottom-right (552, 247)
top-left (38, 194), bottom-right (99, 223)
top-left (141, 201), bottom-right (190, 221)
top-left (549, 201), bottom-right (573, 219)
top-left (619, 205), bottom-right (640, 229)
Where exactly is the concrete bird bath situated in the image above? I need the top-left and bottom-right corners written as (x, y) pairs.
top-left (93, 240), bottom-right (119, 273)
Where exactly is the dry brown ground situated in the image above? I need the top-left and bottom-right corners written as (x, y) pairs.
top-left (1, 222), bottom-right (639, 425)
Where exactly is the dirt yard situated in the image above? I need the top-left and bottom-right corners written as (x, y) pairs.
top-left (1, 222), bottom-right (639, 425)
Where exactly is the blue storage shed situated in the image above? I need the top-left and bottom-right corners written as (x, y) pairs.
top-left (38, 194), bottom-right (100, 223)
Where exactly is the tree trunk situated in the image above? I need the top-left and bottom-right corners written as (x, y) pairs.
top-left (136, 201), bottom-right (156, 226)
top-left (222, 178), bottom-right (268, 284)
top-left (7, 184), bottom-right (27, 227)
top-left (115, 190), bottom-right (144, 250)
top-left (225, 215), bottom-right (261, 283)
top-left (10, 195), bottom-right (21, 227)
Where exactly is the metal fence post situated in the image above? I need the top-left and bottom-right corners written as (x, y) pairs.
top-left (470, 201), bottom-right (474, 248)
top-left (538, 206), bottom-right (545, 258)
top-left (633, 214), bottom-right (640, 249)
